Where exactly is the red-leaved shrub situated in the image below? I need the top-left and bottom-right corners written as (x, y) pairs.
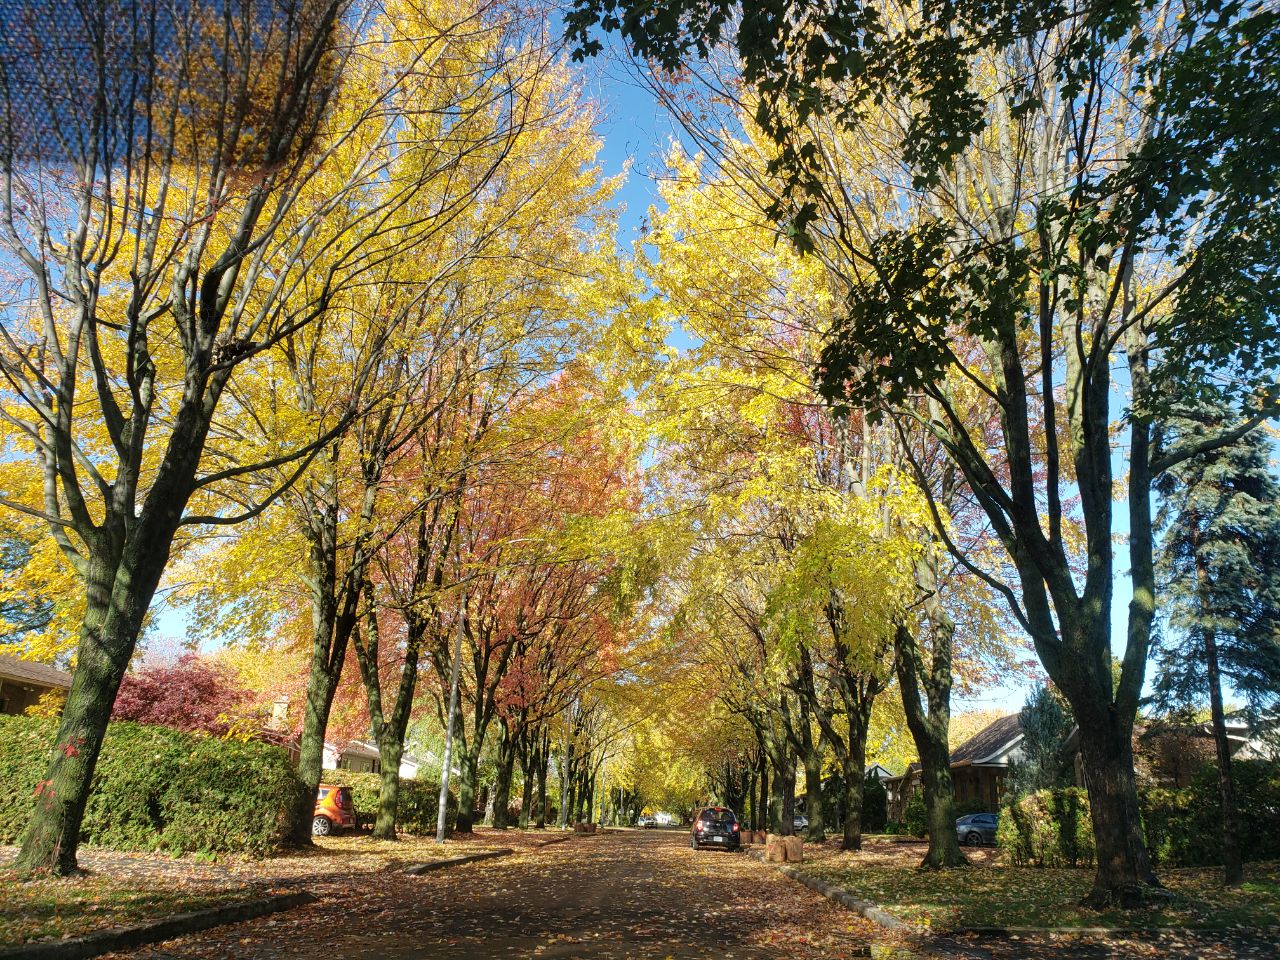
top-left (112, 654), bottom-right (249, 735)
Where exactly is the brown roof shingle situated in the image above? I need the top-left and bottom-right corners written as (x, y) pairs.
top-left (0, 651), bottom-right (72, 690)
top-left (951, 713), bottom-right (1023, 765)
top-left (889, 713), bottom-right (1025, 781)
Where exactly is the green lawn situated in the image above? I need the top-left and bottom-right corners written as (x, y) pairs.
top-left (800, 858), bottom-right (1280, 932)
top-left (0, 870), bottom-right (256, 946)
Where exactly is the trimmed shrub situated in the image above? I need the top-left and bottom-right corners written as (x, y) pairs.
top-left (0, 715), bottom-right (304, 857)
top-left (998, 787), bottom-right (1094, 867)
top-left (954, 797), bottom-right (991, 816)
top-left (903, 792), bottom-right (927, 837)
top-left (862, 772), bottom-right (889, 833)
top-left (323, 769), bottom-right (456, 835)
top-left (1141, 758), bottom-right (1280, 867)
top-left (1140, 786), bottom-right (1199, 867)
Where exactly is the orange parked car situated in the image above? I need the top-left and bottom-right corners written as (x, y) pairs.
top-left (312, 784), bottom-right (359, 836)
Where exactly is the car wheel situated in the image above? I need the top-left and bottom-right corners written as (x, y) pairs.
top-left (690, 836), bottom-right (698, 850)
top-left (312, 815), bottom-right (333, 837)
top-left (965, 831), bottom-right (982, 847)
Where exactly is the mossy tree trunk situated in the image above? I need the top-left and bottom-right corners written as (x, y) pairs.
top-left (491, 722), bottom-right (517, 829)
top-left (454, 739), bottom-right (481, 833)
top-left (14, 548), bottom-right (160, 875)
top-left (893, 544), bottom-right (967, 869)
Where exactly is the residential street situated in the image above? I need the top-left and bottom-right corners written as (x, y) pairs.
top-left (107, 830), bottom-right (886, 960)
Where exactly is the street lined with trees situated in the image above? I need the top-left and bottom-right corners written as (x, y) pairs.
top-left (2, 0), bottom-right (1279, 953)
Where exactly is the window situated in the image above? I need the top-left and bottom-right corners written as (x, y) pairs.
top-left (699, 808), bottom-right (735, 824)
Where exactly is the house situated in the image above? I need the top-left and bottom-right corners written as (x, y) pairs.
top-left (0, 652), bottom-right (71, 716)
top-left (322, 739), bottom-right (424, 778)
top-left (865, 763), bottom-right (895, 781)
top-left (1128, 712), bottom-right (1278, 788)
top-left (261, 697), bottom-right (426, 778)
top-left (885, 713), bottom-right (1024, 819)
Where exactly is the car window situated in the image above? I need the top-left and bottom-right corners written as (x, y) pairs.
top-left (317, 788), bottom-right (330, 799)
top-left (699, 808), bottom-right (735, 824)
top-left (979, 814), bottom-right (996, 824)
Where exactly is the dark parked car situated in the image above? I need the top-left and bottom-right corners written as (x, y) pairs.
top-left (955, 812), bottom-right (998, 846)
top-left (690, 806), bottom-right (741, 851)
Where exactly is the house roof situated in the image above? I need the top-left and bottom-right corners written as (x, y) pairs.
top-left (330, 740), bottom-right (425, 766)
top-left (885, 713), bottom-right (1024, 783)
top-left (0, 652), bottom-right (72, 690)
top-left (337, 740), bottom-right (381, 761)
top-left (951, 713), bottom-right (1023, 765)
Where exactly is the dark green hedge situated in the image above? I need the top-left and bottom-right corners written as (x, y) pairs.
top-left (322, 769), bottom-right (456, 835)
top-left (999, 760), bottom-right (1280, 868)
top-left (0, 715), bottom-right (304, 857)
top-left (903, 792), bottom-right (926, 837)
top-left (1141, 759), bottom-right (1280, 867)
top-left (998, 787), bottom-right (1095, 867)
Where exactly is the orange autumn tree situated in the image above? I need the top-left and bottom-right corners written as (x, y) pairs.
top-left (397, 373), bottom-right (640, 833)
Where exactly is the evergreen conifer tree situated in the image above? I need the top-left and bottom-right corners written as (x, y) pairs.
top-left (1007, 683), bottom-right (1075, 799)
top-left (1153, 408), bottom-right (1280, 885)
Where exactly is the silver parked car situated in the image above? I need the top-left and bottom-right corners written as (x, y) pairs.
top-left (955, 812), bottom-right (998, 846)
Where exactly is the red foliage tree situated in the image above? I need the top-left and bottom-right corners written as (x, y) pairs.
top-left (111, 654), bottom-right (250, 735)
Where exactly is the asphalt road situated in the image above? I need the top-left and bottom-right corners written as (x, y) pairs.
top-left (117, 829), bottom-right (883, 960)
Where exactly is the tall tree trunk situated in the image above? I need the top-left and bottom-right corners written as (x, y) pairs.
top-left (374, 738), bottom-right (403, 840)
top-left (752, 757), bottom-right (762, 829)
top-left (1193, 529), bottom-right (1244, 886)
top-left (491, 724), bottom-right (517, 829)
top-left (1204, 626), bottom-right (1244, 885)
top-left (768, 751), bottom-right (794, 834)
top-left (801, 735), bottom-right (825, 842)
top-left (14, 555), bottom-right (151, 875)
top-left (1076, 716), bottom-right (1158, 906)
top-left (536, 746), bottom-right (550, 828)
top-left (894, 585), bottom-right (967, 867)
top-left (563, 747), bottom-right (578, 829)
top-left (517, 732), bottom-right (534, 829)
top-left (292, 514), bottom-right (362, 844)
top-left (781, 763), bottom-right (796, 835)
top-left (841, 733), bottom-right (868, 851)
top-left (580, 769), bottom-right (595, 823)
top-left (454, 743), bottom-right (480, 834)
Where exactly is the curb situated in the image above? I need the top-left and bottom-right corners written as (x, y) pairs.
top-left (404, 848), bottom-right (513, 874)
top-left (778, 863), bottom-right (917, 933)
top-left (535, 834), bottom-right (573, 847)
top-left (944, 925), bottom-right (1261, 937)
top-left (0, 891), bottom-right (316, 960)
top-left (749, 850), bottom-right (918, 934)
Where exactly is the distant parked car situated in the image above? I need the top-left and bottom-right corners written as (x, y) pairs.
top-left (955, 812), bottom-right (998, 846)
top-left (690, 806), bottom-right (741, 851)
top-left (793, 814), bottom-right (809, 831)
top-left (313, 784), bottom-right (359, 836)
top-left (637, 814), bottom-right (657, 828)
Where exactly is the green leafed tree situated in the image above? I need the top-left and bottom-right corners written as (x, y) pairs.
top-left (1006, 683), bottom-right (1075, 799)
top-left (1151, 408), bottom-right (1280, 886)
